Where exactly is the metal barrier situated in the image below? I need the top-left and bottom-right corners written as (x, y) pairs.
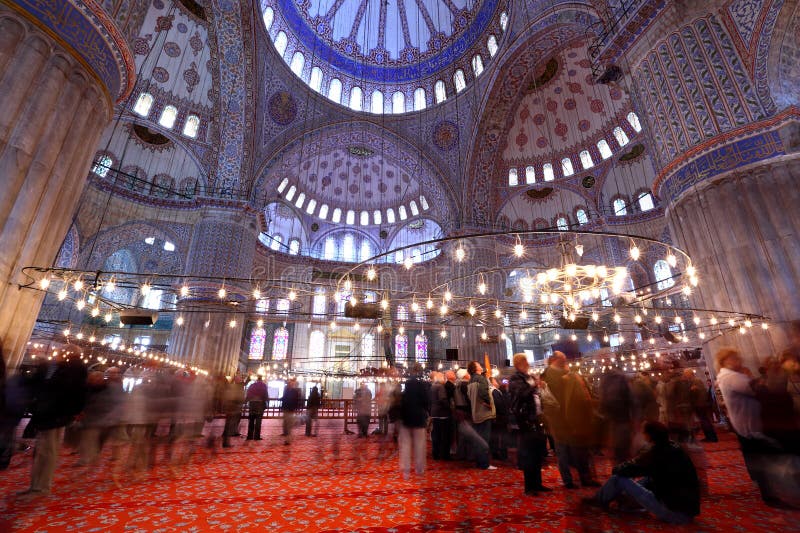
top-left (242, 399), bottom-right (382, 434)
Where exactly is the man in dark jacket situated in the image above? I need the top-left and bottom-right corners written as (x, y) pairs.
top-left (583, 421), bottom-right (700, 524)
top-left (282, 378), bottom-right (302, 444)
top-left (429, 372), bottom-right (451, 460)
top-left (490, 379), bottom-right (509, 460)
top-left (399, 363), bottom-right (430, 478)
top-left (508, 354), bottom-right (550, 494)
top-left (245, 376), bottom-right (268, 440)
top-left (305, 385), bottom-right (321, 437)
top-left (24, 357), bottom-right (87, 496)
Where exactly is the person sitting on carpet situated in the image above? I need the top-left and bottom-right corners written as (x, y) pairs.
top-left (582, 421), bottom-right (700, 524)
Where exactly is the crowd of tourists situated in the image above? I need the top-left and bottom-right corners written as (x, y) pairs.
top-left (1, 327), bottom-right (799, 522)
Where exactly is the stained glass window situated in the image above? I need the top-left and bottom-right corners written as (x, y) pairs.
top-left (415, 333), bottom-right (428, 363)
top-left (249, 327), bottom-right (266, 360)
top-left (654, 260), bottom-right (675, 290)
top-left (92, 155), bottom-right (113, 177)
top-left (272, 326), bottom-right (289, 360)
top-left (395, 334), bottom-right (408, 361)
top-left (397, 305), bottom-right (409, 321)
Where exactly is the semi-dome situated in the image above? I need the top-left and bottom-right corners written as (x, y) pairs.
top-left (262, 0), bottom-right (509, 113)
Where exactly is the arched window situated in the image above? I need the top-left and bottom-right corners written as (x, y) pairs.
top-left (159, 105), bottom-right (178, 129)
top-left (543, 163), bottom-right (554, 181)
top-left (305, 198), bottom-right (317, 214)
top-left (627, 111), bottom-right (642, 132)
top-left (141, 288), bottom-right (163, 310)
top-left (556, 217), bottom-right (569, 231)
top-left (409, 200), bottom-right (419, 216)
top-left (318, 204), bottom-right (329, 219)
top-left (392, 91), bottom-right (405, 113)
top-left (328, 78), bottom-right (342, 103)
top-left (386, 208), bottom-right (396, 224)
top-left (415, 333), bottom-right (428, 363)
top-left (290, 52), bottom-right (305, 76)
top-left (92, 155), bottom-right (113, 177)
top-left (394, 250), bottom-right (404, 264)
top-left (579, 150), bottom-right (594, 169)
top-left (453, 69), bottom-right (466, 93)
top-left (309, 330), bottom-right (325, 357)
top-left (638, 192), bottom-right (655, 212)
top-left (133, 92), bottom-right (154, 116)
top-left (472, 54), bottom-right (484, 77)
top-left (312, 288), bottom-right (326, 316)
top-left (597, 139), bottom-right (613, 159)
top-left (487, 35), bottom-right (498, 57)
top-left (373, 210), bottom-right (382, 224)
top-left (413, 87), bottom-right (426, 110)
top-left (613, 198), bottom-right (627, 216)
top-left (654, 260), bottom-right (675, 290)
top-left (262, 7), bottom-right (274, 31)
top-left (183, 115), bottom-right (200, 138)
top-left (274, 31), bottom-right (288, 57)
top-left (508, 168), bottom-right (518, 186)
top-left (249, 326), bottom-right (266, 360)
top-left (285, 185), bottom-right (296, 201)
top-left (613, 126), bottom-right (629, 147)
top-left (360, 240), bottom-right (372, 262)
top-left (398, 205), bottom-right (408, 220)
top-left (397, 305), bottom-right (409, 321)
top-left (256, 299), bottom-right (269, 314)
top-left (349, 86), bottom-right (363, 111)
top-left (360, 210), bottom-right (369, 226)
top-left (276, 298), bottom-right (290, 313)
top-left (277, 178), bottom-right (289, 193)
top-left (288, 239), bottom-right (300, 255)
top-left (272, 327), bottom-right (289, 360)
top-left (342, 234), bottom-right (355, 261)
top-left (324, 236), bottom-right (336, 259)
top-left (395, 334), bottom-right (409, 361)
top-left (270, 234), bottom-right (282, 251)
top-left (309, 67), bottom-right (323, 92)
top-left (294, 192), bottom-right (305, 209)
top-left (500, 11), bottom-right (509, 31)
top-left (371, 90), bottom-right (383, 113)
top-left (419, 196), bottom-right (429, 210)
top-left (331, 208), bottom-right (342, 223)
top-left (411, 248), bottom-right (422, 263)
top-left (576, 208), bottom-right (589, 225)
top-left (561, 157), bottom-right (574, 177)
top-left (434, 80), bottom-right (447, 103)
top-left (525, 166), bottom-right (535, 184)
top-left (345, 210), bottom-right (355, 225)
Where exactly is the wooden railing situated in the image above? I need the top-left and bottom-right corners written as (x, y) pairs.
top-left (242, 399), bottom-right (383, 434)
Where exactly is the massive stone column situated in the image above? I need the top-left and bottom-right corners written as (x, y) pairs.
top-left (623, 3), bottom-right (800, 368)
top-left (167, 208), bottom-right (259, 375)
top-left (0, 2), bottom-right (134, 368)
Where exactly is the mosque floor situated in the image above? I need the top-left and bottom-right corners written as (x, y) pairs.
top-left (1, 421), bottom-right (797, 532)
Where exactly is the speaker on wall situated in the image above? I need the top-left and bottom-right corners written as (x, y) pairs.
top-left (446, 348), bottom-right (459, 361)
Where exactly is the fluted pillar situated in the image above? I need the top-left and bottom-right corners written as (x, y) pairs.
top-left (624, 2), bottom-right (800, 368)
top-left (0, 3), bottom-right (133, 369)
top-left (167, 208), bottom-right (259, 375)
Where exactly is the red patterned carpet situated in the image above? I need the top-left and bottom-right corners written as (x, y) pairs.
top-left (1, 422), bottom-right (798, 532)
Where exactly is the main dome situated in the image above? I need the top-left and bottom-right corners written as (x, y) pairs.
top-left (262, 0), bottom-right (509, 113)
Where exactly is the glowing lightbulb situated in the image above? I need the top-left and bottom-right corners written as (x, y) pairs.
top-left (366, 267), bottom-right (376, 281)
top-left (478, 282), bottom-right (487, 295)
top-left (218, 287), bottom-right (227, 299)
top-left (76, 332), bottom-right (83, 340)
top-left (444, 290), bottom-right (452, 301)
top-left (693, 316), bottom-right (701, 325)
top-left (674, 316), bottom-right (682, 324)
top-left (481, 331), bottom-right (488, 340)
top-left (380, 299), bottom-right (389, 310)
top-left (440, 330), bottom-right (447, 338)
top-left (494, 308), bottom-right (502, 319)
top-left (140, 283), bottom-right (151, 295)
top-left (344, 279), bottom-right (352, 291)
top-left (514, 243), bottom-right (524, 257)
top-left (603, 335), bottom-right (609, 343)
top-left (377, 324), bottom-right (383, 333)
top-left (39, 278), bottom-right (51, 290)
top-left (739, 326), bottom-right (746, 335)
top-left (686, 265), bottom-right (696, 277)
top-left (728, 318), bottom-right (736, 327)
top-left (761, 322), bottom-right (769, 330)
top-left (666, 253), bottom-right (677, 268)
top-left (554, 333), bottom-right (561, 340)
top-left (399, 326), bottom-right (405, 335)
top-left (520, 333), bottom-right (526, 341)
top-left (57, 289), bottom-right (68, 301)
top-left (73, 279), bottom-right (84, 291)
top-left (710, 316), bottom-right (718, 325)
top-left (63, 328), bottom-right (70, 337)
top-left (682, 286), bottom-right (692, 296)
top-left (104, 313), bottom-right (113, 323)
top-left (91, 307), bottom-right (100, 317)
top-left (354, 322), bottom-right (360, 331)
top-left (455, 247), bottom-right (465, 261)
top-left (440, 304), bottom-right (448, 316)
top-left (105, 280), bottom-right (115, 292)
top-left (699, 332), bottom-right (706, 339)
top-left (330, 321), bottom-right (337, 330)
top-left (256, 319), bottom-right (263, 327)
top-left (468, 305), bottom-right (476, 316)
top-left (426, 298), bottom-right (434, 309)
top-left (613, 314), bottom-right (621, 323)
top-left (520, 310), bottom-right (528, 320)
top-left (288, 289), bottom-right (297, 301)
top-left (180, 285), bottom-right (190, 297)
top-left (404, 257), bottom-right (413, 269)
top-left (634, 315), bottom-right (642, 324)
top-left (587, 333), bottom-right (593, 341)
top-left (411, 301), bottom-right (419, 312)
top-left (591, 312), bottom-right (599, 321)
top-left (89, 336), bottom-right (96, 343)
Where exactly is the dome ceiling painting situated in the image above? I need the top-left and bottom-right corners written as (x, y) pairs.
top-left (256, 123), bottom-right (455, 226)
top-left (263, 0), bottom-right (508, 110)
top-left (501, 40), bottom-right (637, 170)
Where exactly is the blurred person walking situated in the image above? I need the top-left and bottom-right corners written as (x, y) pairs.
top-left (246, 375), bottom-right (268, 441)
top-left (508, 354), bottom-right (550, 494)
top-left (398, 363), bottom-right (430, 479)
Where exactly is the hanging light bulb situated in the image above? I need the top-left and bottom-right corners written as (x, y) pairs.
top-left (603, 334), bottom-right (609, 343)
top-left (575, 244), bottom-right (584, 257)
top-left (330, 320), bottom-right (337, 330)
top-left (426, 297), bottom-right (434, 309)
top-left (105, 279), bottom-right (115, 292)
top-left (455, 246), bottom-right (465, 262)
top-left (256, 319), bottom-right (263, 327)
top-left (399, 326), bottom-right (405, 335)
top-left (89, 335), bottom-right (96, 343)
top-left (693, 316), bottom-right (701, 325)
top-left (761, 322), bottom-right (769, 330)
top-left (440, 329), bottom-right (447, 338)
top-left (520, 333), bottom-right (526, 341)
top-left (613, 313), bottom-right (621, 323)
top-left (514, 242), bottom-right (524, 257)
top-left (377, 324), bottom-right (383, 333)
top-left (444, 290), bottom-right (452, 302)
top-left (288, 289), bottom-right (297, 301)
top-left (468, 304), bottom-right (476, 316)
top-left (554, 333), bottom-right (561, 340)
top-left (218, 287), bottom-right (227, 299)
top-left (76, 300), bottom-right (86, 312)
top-left (739, 326), bottom-right (746, 335)
top-left (440, 304), bottom-right (448, 316)
top-left (39, 277), bottom-right (51, 290)
top-left (591, 311), bottom-right (599, 322)
top-left (629, 244), bottom-right (640, 261)
top-left (57, 289), bottom-right (68, 301)
top-left (353, 322), bottom-right (360, 331)
top-left (91, 307), bottom-right (100, 317)
top-left (63, 328), bottom-right (70, 337)
top-left (698, 332), bottom-right (706, 340)
top-left (666, 252), bottom-right (677, 268)
top-left (141, 283), bottom-right (151, 296)
top-left (587, 333), bottom-right (593, 341)
top-left (180, 285), bottom-right (190, 297)
top-left (494, 308), bottom-right (502, 319)
top-left (681, 285), bottom-right (691, 296)
top-left (104, 312), bottom-right (113, 323)
top-left (520, 309), bottom-right (528, 320)
top-left (478, 281), bottom-right (487, 295)
top-left (380, 298), bottom-right (389, 310)
top-left (76, 332), bottom-right (83, 340)
top-left (481, 331), bottom-right (488, 340)
top-left (674, 316), bottom-right (682, 324)
top-left (634, 314), bottom-right (642, 324)
top-left (728, 318), bottom-right (736, 327)
top-left (404, 257), bottom-right (413, 269)
top-left (710, 316), bottom-right (718, 325)
top-left (73, 279), bottom-right (84, 291)
top-left (411, 300), bottom-right (419, 312)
